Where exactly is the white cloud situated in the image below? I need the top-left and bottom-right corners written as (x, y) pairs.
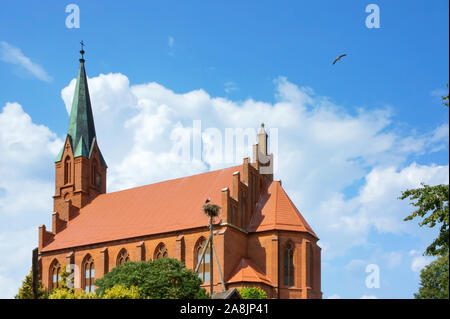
top-left (58, 73), bottom-right (449, 257)
top-left (0, 73), bottom-right (448, 298)
top-left (384, 251), bottom-right (403, 269)
top-left (224, 81), bottom-right (238, 94)
top-left (316, 163), bottom-right (448, 259)
top-left (0, 42), bottom-right (52, 82)
top-left (168, 36), bottom-right (175, 48)
top-left (411, 255), bottom-right (434, 273)
top-left (431, 88), bottom-right (448, 98)
top-left (0, 102), bottom-right (62, 298)
top-left (327, 294), bottom-right (341, 299)
top-left (360, 295), bottom-right (377, 299)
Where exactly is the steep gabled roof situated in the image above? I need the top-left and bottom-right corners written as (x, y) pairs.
top-left (247, 181), bottom-right (317, 238)
top-left (41, 165), bottom-right (243, 252)
top-left (227, 258), bottom-right (273, 286)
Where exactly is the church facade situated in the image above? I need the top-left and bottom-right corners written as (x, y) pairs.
top-left (37, 51), bottom-right (322, 299)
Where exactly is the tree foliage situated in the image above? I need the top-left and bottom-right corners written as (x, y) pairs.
top-left (49, 288), bottom-right (96, 299)
top-left (400, 87), bottom-right (449, 299)
top-left (415, 253), bottom-right (449, 299)
top-left (442, 84), bottom-right (449, 107)
top-left (95, 258), bottom-right (209, 299)
top-left (49, 285), bottom-right (138, 299)
top-left (15, 269), bottom-right (47, 299)
top-left (47, 265), bottom-right (96, 299)
top-left (400, 183), bottom-right (449, 256)
top-left (57, 265), bottom-right (74, 290)
top-left (238, 287), bottom-right (268, 299)
top-left (102, 285), bottom-right (141, 299)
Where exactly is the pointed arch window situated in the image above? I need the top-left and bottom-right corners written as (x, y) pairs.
top-left (83, 255), bottom-right (95, 293)
top-left (64, 156), bottom-right (71, 184)
top-left (284, 243), bottom-right (295, 287)
top-left (116, 249), bottom-right (130, 266)
top-left (195, 238), bottom-right (210, 282)
top-left (50, 259), bottom-right (61, 290)
top-left (154, 243), bottom-right (168, 260)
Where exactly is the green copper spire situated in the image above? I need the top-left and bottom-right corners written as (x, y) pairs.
top-left (55, 43), bottom-right (106, 167)
top-left (67, 45), bottom-right (96, 155)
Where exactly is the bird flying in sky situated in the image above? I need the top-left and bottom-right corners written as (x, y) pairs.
top-left (332, 54), bottom-right (347, 65)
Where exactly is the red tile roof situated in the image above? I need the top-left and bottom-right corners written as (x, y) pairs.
top-left (41, 165), bottom-right (243, 252)
top-left (248, 181), bottom-right (317, 237)
top-left (41, 166), bottom-right (316, 252)
top-left (227, 258), bottom-right (273, 286)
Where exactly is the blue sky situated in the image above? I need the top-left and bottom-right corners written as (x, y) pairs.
top-left (0, 0), bottom-right (448, 298)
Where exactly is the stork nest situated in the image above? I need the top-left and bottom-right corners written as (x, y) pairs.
top-left (202, 203), bottom-right (221, 217)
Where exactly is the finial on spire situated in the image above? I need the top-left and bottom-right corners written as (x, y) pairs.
top-left (259, 122), bottom-right (267, 135)
top-left (79, 40), bottom-right (85, 62)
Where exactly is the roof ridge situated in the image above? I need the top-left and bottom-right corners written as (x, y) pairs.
top-left (100, 164), bottom-right (243, 197)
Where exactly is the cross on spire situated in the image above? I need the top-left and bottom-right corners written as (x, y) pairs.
top-left (80, 40), bottom-right (85, 61)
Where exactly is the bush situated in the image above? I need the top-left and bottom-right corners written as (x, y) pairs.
top-left (102, 285), bottom-right (141, 299)
top-left (238, 287), bottom-right (268, 299)
top-left (48, 285), bottom-right (140, 299)
top-left (95, 258), bottom-right (209, 299)
top-left (49, 288), bottom-right (96, 299)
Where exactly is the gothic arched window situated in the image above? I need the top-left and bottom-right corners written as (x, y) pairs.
top-left (83, 254), bottom-right (95, 293)
top-left (154, 243), bottom-right (168, 260)
top-left (284, 242), bottom-right (295, 287)
top-left (195, 238), bottom-right (210, 283)
top-left (50, 259), bottom-right (61, 290)
top-left (116, 249), bottom-right (130, 266)
top-left (64, 156), bottom-right (71, 184)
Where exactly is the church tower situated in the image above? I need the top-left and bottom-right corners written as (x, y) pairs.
top-left (53, 45), bottom-right (107, 221)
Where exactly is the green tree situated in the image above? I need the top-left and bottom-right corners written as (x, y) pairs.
top-left (238, 287), bottom-right (268, 299)
top-left (15, 269), bottom-right (47, 299)
top-left (400, 183), bottom-right (449, 256)
top-left (414, 253), bottom-right (449, 299)
top-left (95, 258), bottom-right (210, 299)
top-left (400, 86), bottom-right (449, 299)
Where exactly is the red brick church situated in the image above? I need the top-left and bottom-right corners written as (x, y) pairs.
top-left (37, 50), bottom-right (322, 299)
